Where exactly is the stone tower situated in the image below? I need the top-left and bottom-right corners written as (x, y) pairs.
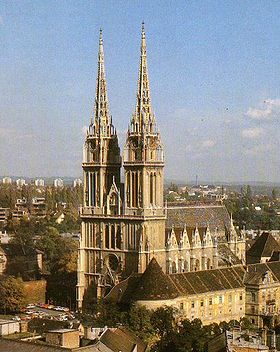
top-left (122, 23), bottom-right (166, 273)
top-left (77, 24), bottom-right (166, 308)
top-left (77, 30), bottom-right (122, 308)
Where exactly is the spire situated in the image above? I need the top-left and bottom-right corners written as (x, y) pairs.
top-left (132, 22), bottom-right (155, 133)
top-left (91, 29), bottom-right (113, 136)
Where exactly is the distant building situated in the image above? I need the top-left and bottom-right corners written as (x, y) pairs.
top-left (208, 330), bottom-right (269, 352)
top-left (54, 178), bottom-right (63, 188)
top-left (73, 178), bottom-right (82, 187)
top-left (0, 230), bottom-right (11, 245)
top-left (2, 176), bottom-right (12, 184)
top-left (16, 178), bottom-right (26, 187)
top-left (0, 208), bottom-right (10, 227)
top-left (45, 329), bottom-right (80, 349)
top-left (12, 209), bottom-right (29, 221)
top-left (31, 197), bottom-right (46, 218)
top-left (15, 198), bottom-right (27, 210)
top-left (0, 320), bottom-right (20, 336)
top-left (0, 326), bottom-right (147, 351)
top-left (12, 198), bottom-right (29, 220)
top-left (246, 232), bottom-right (280, 264)
top-left (34, 178), bottom-right (45, 187)
top-left (54, 212), bottom-right (65, 224)
top-left (0, 247), bottom-right (7, 274)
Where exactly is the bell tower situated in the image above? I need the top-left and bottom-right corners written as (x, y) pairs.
top-left (123, 23), bottom-right (164, 216)
top-left (77, 30), bottom-right (121, 309)
top-left (122, 23), bottom-right (166, 274)
top-left (83, 29), bottom-right (121, 212)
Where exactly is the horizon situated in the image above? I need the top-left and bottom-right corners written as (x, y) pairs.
top-left (1, 1), bottom-right (280, 182)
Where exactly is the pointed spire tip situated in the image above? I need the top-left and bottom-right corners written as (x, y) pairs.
top-left (99, 28), bottom-right (103, 45)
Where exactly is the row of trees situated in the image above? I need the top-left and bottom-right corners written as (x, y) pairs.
top-left (0, 183), bottom-right (83, 218)
top-left (81, 303), bottom-right (255, 352)
top-left (225, 185), bottom-right (280, 230)
top-left (1, 218), bottom-right (78, 310)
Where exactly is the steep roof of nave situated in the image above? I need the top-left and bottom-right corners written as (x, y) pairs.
top-left (166, 204), bottom-right (231, 238)
top-left (105, 259), bottom-right (280, 303)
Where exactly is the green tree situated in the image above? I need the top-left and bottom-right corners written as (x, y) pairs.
top-left (272, 188), bottom-right (278, 200)
top-left (128, 305), bottom-right (155, 343)
top-left (0, 276), bottom-right (25, 313)
top-left (151, 306), bottom-right (176, 338)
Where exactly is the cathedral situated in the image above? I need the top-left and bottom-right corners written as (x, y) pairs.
top-left (76, 24), bottom-right (245, 309)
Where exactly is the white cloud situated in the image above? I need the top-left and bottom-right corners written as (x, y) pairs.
top-left (201, 139), bottom-right (216, 148)
top-left (241, 127), bottom-right (263, 139)
top-left (245, 99), bottom-right (280, 120)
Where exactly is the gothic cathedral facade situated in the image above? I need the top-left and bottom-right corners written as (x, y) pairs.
top-left (76, 25), bottom-right (246, 309)
top-left (77, 25), bottom-right (167, 308)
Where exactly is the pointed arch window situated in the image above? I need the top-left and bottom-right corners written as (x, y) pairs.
top-left (111, 225), bottom-right (115, 249)
top-left (116, 226), bottom-right (121, 249)
top-left (105, 225), bottom-right (109, 249)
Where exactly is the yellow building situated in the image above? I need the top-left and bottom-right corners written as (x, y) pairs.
top-left (107, 258), bottom-right (280, 327)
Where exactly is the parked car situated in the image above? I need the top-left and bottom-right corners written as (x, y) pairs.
top-left (26, 304), bottom-right (36, 309)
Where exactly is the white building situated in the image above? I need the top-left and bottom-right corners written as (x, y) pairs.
top-left (2, 177), bottom-right (12, 184)
top-left (54, 178), bottom-right (64, 188)
top-left (35, 178), bottom-right (45, 187)
top-left (16, 178), bottom-right (26, 187)
top-left (73, 178), bottom-right (82, 187)
top-left (0, 320), bottom-right (20, 336)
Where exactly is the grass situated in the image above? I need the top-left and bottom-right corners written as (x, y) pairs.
top-left (3, 332), bottom-right (35, 340)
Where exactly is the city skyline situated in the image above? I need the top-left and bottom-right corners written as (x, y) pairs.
top-left (1, 1), bottom-right (280, 182)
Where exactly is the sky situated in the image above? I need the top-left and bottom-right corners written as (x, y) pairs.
top-left (1, 1), bottom-right (280, 183)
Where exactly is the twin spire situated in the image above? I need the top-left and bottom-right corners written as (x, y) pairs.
top-left (132, 22), bottom-right (156, 134)
top-left (90, 29), bottom-right (113, 137)
top-left (89, 23), bottom-right (156, 137)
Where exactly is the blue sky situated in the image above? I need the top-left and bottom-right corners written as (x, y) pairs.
top-left (1, 1), bottom-right (280, 182)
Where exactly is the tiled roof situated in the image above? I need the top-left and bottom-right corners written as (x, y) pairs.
top-left (107, 259), bottom-right (247, 303)
top-left (0, 338), bottom-right (69, 352)
top-left (107, 259), bottom-right (280, 302)
top-left (104, 275), bottom-right (140, 304)
top-left (166, 204), bottom-right (230, 238)
top-left (169, 266), bottom-right (245, 295)
top-left (246, 232), bottom-right (280, 264)
top-left (244, 262), bottom-right (280, 285)
top-left (218, 243), bottom-right (242, 266)
top-left (100, 327), bottom-right (147, 352)
top-left (133, 258), bottom-right (179, 300)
